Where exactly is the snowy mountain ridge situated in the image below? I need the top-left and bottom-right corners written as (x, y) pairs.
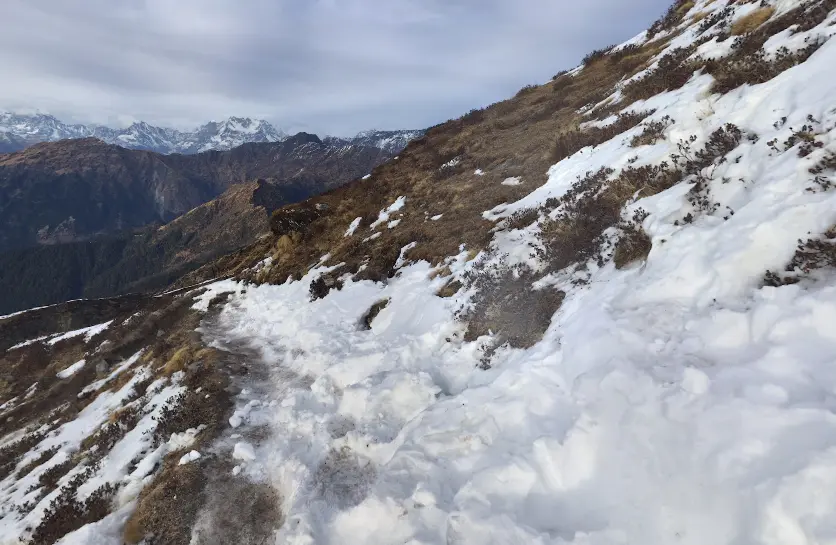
top-left (2, 0), bottom-right (836, 544)
top-left (0, 112), bottom-right (422, 155)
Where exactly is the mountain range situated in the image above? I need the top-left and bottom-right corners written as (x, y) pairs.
top-left (0, 131), bottom-right (401, 312)
top-left (0, 112), bottom-right (421, 155)
top-left (2, 1), bottom-right (836, 544)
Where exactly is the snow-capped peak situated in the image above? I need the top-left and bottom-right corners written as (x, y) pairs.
top-left (0, 113), bottom-right (290, 154)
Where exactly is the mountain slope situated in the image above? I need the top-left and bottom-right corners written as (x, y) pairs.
top-left (2, 0), bottom-right (836, 543)
top-left (0, 180), bottom-right (294, 314)
top-left (0, 133), bottom-right (391, 252)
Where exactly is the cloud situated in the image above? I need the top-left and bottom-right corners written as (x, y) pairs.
top-left (0, 0), bottom-right (672, 135)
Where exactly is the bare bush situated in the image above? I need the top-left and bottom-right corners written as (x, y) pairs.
top-left (460, 260), bottom-right (564, 350)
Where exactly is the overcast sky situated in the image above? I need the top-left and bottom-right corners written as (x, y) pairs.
top-left (0, 0), bottom-right (672, 136)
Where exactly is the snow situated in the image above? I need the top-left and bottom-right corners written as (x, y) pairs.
top-left (167, 427), bottom-right (204, 451)
top-left (54, 503), bottom-right (136, 545)
top-left (76, 380), bottom-right (185, 502)
top-left (501, 176), bottom-right (522, 186)
top-left (81, 350), bottom-right (144, 394)
top-left (370, 196), bottom-right (407, 229)
top-left (7, 334), bottom-right (51, 350)
top-left (441, 157), bottom-right (461, 169)
top-left (179, 5), bottom-right (836, 544)
top-left (386, 219), bottom-right (401, 229)
top-left (430, 214), bottom-right (443, 221)
top-left (6, 2), bottom-right (836, 543)
top-left (56, 359), bottom-right (86, 379)
top-left (362, 174), bottom-right (372, 180)
top-left (47, 320), bottom-right (113, 345)
top-left (344, 217), bottom-right (363, 237)
top-left (232, 442), bottom-right (257, 462)
top-left (178, 450), bottom-right (201, 465)
top-left (474, 169), bottom-right (485, 176)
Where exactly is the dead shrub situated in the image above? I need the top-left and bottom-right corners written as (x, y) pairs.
top-left (459, 108), bottom-right (486, 126)
top-left (707, 41), bottom-right (824, 94)
top-left (614, 209), bottom-right (653, 269)
top-left (622, 47), bottom-right (699, 104)
top-left (189, 477), bottom-right (282, 545)
top-left (514, 84), bottom-right (538, 98)
top-left (583, 45), bottom-right (615, 65)
top-left (731, 6), bottom-right (776, 35)
top-left (81, 405), bottom-right (140, 459)
top-left (38, 458), bottom-right (75, 491)
top-left (30, 470), bottom-right (117, 545)
top-left (678, 123), bottom-right (744, 176)
top-left (630, 116), bottom-right (674, 147)
top-left (0, 430), bottom-right (46, 481)
top-left (672, 124), bottom-right (744, 222)
top-left (153, 387), bottom-right (227, 447)
top-left (706, 0), bottom-right (833, 94)
top-left (699, 6), bottom-right (734, 34)
top-left (460, 260), bottom-right (564, 349)
top-left (16, 446), bottom-right (58, 478)
top-left (550, 111), bottom-right (651, 164)
top-left (313, 448), bottom-right (376, 509)
top-left (505, 208), bottom-right (540, 231)
top-left (808, 152), bottom-right (836, 192)
top-left (352, 245), bottom-right (401, 284)
top-left (765, 226), bottom-right (836, 286)
top-left (648, 0), bottom-right (695, 37)
top-left (539, 167), bottom-right (619, 272)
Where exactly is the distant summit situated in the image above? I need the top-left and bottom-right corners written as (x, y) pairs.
top-left (0, 112), bottom-right (423, 155)
top-left (0, 112), bottom-right (288, 154)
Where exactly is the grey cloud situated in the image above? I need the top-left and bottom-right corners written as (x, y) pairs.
top-left (0, 0), bottom-right (672, 135)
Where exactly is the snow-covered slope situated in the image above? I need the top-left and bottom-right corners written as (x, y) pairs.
top-left (324, 129), bottom-right (425, 154)
top-left (198, 2), bottom-right (836, 543)
top-left (2, 0), bottom-right (836, 543)
top-left (0, 113), bottom-right (90, 153)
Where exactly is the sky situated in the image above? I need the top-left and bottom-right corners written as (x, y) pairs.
top-left (0, 0), bottom-right (673, 136)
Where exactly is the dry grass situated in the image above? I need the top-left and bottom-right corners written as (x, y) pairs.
top-left (162, 346), bottom-right (194, 376)
top-left (175, 31), bottom-right (685, 294)
top-left (731, 6), bottom-right (775, 35)
top-left (123, 461), bottom-right (206, 545)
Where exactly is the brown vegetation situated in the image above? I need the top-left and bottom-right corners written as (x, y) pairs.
top-left (460, 260), bottom-right (564, 350)
top-left (731, 6), bottom-right (775, 35)
top-left (765, 226), bottom-right (836, 286)
top-left (614, 222), bottom-right (653, 269)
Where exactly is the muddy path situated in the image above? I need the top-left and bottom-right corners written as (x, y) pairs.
top-left (185, 311), bottom-right (284, 545)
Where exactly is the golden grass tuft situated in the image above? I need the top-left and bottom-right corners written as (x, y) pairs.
top-left (731, 6), bottom-right (775, 35)
top-left (162, 346), bottom-right (194, 376)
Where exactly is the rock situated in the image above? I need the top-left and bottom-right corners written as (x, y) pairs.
top-left (269, 204), bottom-right (324, 238)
